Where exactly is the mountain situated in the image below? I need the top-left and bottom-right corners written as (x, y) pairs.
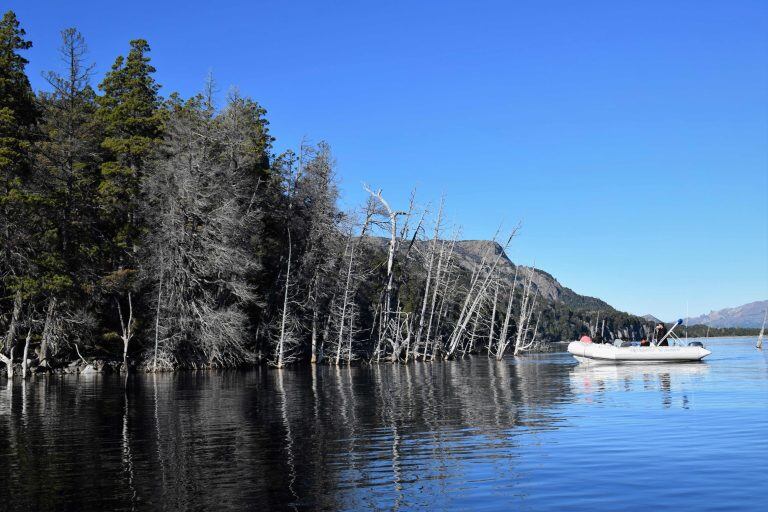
top-left (642, 314), bottom-right (662, 323)
top-left (683, 300), bottom-right (768, 328)
top-left (363, 237), bottom-right (648, 341)
top-left (447, 240), bottom-right (617, 311)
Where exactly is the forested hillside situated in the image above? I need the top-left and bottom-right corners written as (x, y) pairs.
top-left (0, 11), bottom-right (656, 374)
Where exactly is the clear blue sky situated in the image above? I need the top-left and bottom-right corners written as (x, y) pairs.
top-left (7, 0), bottom-right (768, 320)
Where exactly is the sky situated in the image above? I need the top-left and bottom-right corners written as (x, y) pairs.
top-left (6, 0), bottom-right (768, 320)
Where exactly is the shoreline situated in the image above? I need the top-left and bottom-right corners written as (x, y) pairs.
top-left (2, 336), bottom-right (760, 379)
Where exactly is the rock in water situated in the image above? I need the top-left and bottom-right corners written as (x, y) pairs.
top-left (80, 364), bottom-right (95, 375)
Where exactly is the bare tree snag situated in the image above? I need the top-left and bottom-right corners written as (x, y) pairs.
top-left (487, 280), bottom-right (500, 357)
top-left (495, 269), bottom-right (519, 360)
top-left (275, 229), bottom-right (293, 368)
top-left (39, 297), bottom-right (57, 368)
top-left (415, 198), bottom-right (443, 357)
top-left (446, 227), bottom-right (518, 358)
top-left (3, 290), bottom-right (22, 354)
top-left (117, 292), bottom-right (134, 371)
top-left (21, 328), bottom-right (32, 379)
top-left (363, 185), bottom-right (407, 339)
top-left (153, 272), bottom-right (163, 373)
top-left (0, 347), bottom-right (13, 379)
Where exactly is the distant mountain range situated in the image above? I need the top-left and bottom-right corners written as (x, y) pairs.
top-left (682, 300), bottom-right (768, 328)
top-left (451, 242), bottom-right (767, 332)
top-left (367, 238), bottom-right (765, 339)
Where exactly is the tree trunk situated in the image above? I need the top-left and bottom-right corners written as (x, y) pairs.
top-left (310, 309), bottom-right (319, 364)
top-left (153, 272), bottom-right (163, 372)
top-left (21, 328), bottom-right (32, 379)
top-left (415, 199), bottom-right (443, 357)
top-left (118, 292), bottom-right (133, 372)
top-left (3, 290), bottom-right (22, 353)
top-left (496, 273), bottom-right (518, 360)
top-left (487, 280), bottom-right (499, 357)
top-left (276, 230), bottom-right (292, 368)
top-left (336, 239), bottom-right (356, 366)
top-left (0, 347), bottom-right (13, 379)
top-left (39, 297), bottom-right (58, 367)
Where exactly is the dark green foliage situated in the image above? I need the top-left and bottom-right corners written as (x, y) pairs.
top-left (558, 287), bottom-right (615, 312)
top-left (681, 324), bottom-right (761, 338)
top-left (0, 10), bottom-right (38, 299)
top-left (0, 10), bottom-right (36, 180)
top-left (33, 28), bottom-right (103, 301)
top-left (97, 39), bottom-right (163, 267)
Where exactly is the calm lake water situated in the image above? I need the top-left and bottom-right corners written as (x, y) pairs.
top-left (1, 338), bottom-right (766, 511)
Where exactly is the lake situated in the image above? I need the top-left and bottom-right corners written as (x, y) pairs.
top-left (1, 338), bottom-right (766, 511)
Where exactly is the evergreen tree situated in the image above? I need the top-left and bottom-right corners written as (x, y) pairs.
top-left (0, 11), bottom-right (37, 301)
top-left (33, 28), bottom-right (102, 308)
top-left (97, 39), bottom-right (163, 268)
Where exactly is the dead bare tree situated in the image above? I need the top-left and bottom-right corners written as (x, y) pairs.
top-left (116, 293), bottom-right (134, 371)
top-left (494, 269), bottom-right (519, 360)
top-left (1, 291), bottom-right (22, 377)
top-left (0, 347), bottom-right (13, 379)
top-left (413, 198), bottom-right (444, 360)
top-left (2, 290), bottom-right (22, 354)
top-left (20, 327), bottom-right (32, 379)
top-left (273, 230), bottom-right (300, 368)
top-left (486, 279), bottom-right (500, 357)
top-left (333, 221), bottom-right (369, 366)
top-left (364, 185), bottom-right (405, 326)
top-left (142, 93), bottom-right (258, 369)
top-left (363, 185), bottom-right (422, 362)
top-left (152, 270), bottom-right (163, 372)
top-left (38, 297), bottom-right (57, 367)
top-left (445, 227), bottom-right (518, 358)
top-left (423, 234), bottom-right (457, 360)
top-left (513, 267), bottom-right (540, 356)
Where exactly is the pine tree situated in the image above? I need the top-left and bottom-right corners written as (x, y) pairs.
top-left (34, 28), bottom-right (102, 302)
top-left (97, 39), bottom-right (163, 268)
top-left (0, 11), bottom-right (37, 299)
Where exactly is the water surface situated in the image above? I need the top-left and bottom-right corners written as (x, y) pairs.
top-left (1, 338), bottom-right (766, 510)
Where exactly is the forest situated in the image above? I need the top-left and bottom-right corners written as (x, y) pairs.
top-left (0, 11), bottom-right (707, 376)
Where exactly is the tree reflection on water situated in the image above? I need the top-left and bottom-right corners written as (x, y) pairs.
top-left (0, 356), bottom-right (580, 510)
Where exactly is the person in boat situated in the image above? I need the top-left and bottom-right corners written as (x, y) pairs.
top-left (654, 323), bottom-right (669, 346)
top-left (579, 333), bottom-right (592, 344)
top-left (639, 336), bottom-right (650, 347)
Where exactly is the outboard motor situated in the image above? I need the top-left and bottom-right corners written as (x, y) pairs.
top-left (688, 341), bottom-right (704, 347)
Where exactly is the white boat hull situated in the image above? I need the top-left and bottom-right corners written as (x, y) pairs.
top-left (568, 341), bottom-right (710, 363)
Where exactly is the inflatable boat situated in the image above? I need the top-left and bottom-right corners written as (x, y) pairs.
top-left (568, 341), bottom-right (711, 364)
top-left (568, 318), bottom-right (711, 364)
